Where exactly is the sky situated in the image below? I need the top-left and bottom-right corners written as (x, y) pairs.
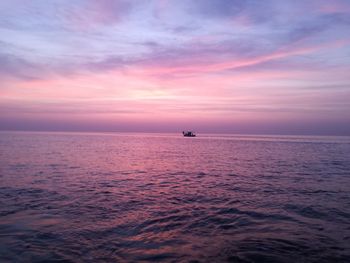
top-left (0, 0), bottom-right (350, 135)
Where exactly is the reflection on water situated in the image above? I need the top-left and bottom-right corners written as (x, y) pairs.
top-left (0, 132), bottom-right (350, 262)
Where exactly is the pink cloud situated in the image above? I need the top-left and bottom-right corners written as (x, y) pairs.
top-left (316, 0), bottom-right (350, 14)
top-left (133, 39), bottom-right (350, 77)
top-left (64, 0), bottom-right (131, 30)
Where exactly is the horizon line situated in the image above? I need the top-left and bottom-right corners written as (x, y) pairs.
top-left (1, 129), bottom-right (349, 137)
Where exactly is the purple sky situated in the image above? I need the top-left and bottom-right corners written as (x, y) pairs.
top-left (0, 0), bottom-right (350, 135)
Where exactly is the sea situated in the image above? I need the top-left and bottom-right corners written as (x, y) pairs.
top-left (0, 131), bottom-right (350, 262)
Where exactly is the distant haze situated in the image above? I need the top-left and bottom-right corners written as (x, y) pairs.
top-left (1, 0), bottom-right (350, 135)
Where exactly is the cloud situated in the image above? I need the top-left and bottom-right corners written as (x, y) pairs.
top-left (67, 0), bottom-right (133, 29)
top-left (0, 53), bottom-right (43, 81)
top-left (1, 34), bottom-right (349, 82)
top-left (191, 0), bottom-right (247, 18)
top-left (128, 39), bottom-right (350, 78)
top-left (0, 0), bottom-right (133, 33)
top-left (1, 0), bottom-right (349, 81)
top-left (287, 13), bottom-right (350, 42)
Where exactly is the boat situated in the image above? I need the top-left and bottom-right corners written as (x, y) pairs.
top-left (182, 131), bottom-right (196, 137)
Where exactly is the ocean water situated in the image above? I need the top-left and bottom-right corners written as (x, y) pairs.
top-left (0, 131), bottom-right (350, 262)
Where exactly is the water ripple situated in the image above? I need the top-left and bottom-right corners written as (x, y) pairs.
top-left (1, 132), bottom-right (350, 262)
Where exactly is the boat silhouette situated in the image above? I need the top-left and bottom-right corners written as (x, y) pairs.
top-left (182, 131), bottom-right (196, 137)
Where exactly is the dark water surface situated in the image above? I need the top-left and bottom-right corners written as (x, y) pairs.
top-left (1, 132), bottom-right (350, 262)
